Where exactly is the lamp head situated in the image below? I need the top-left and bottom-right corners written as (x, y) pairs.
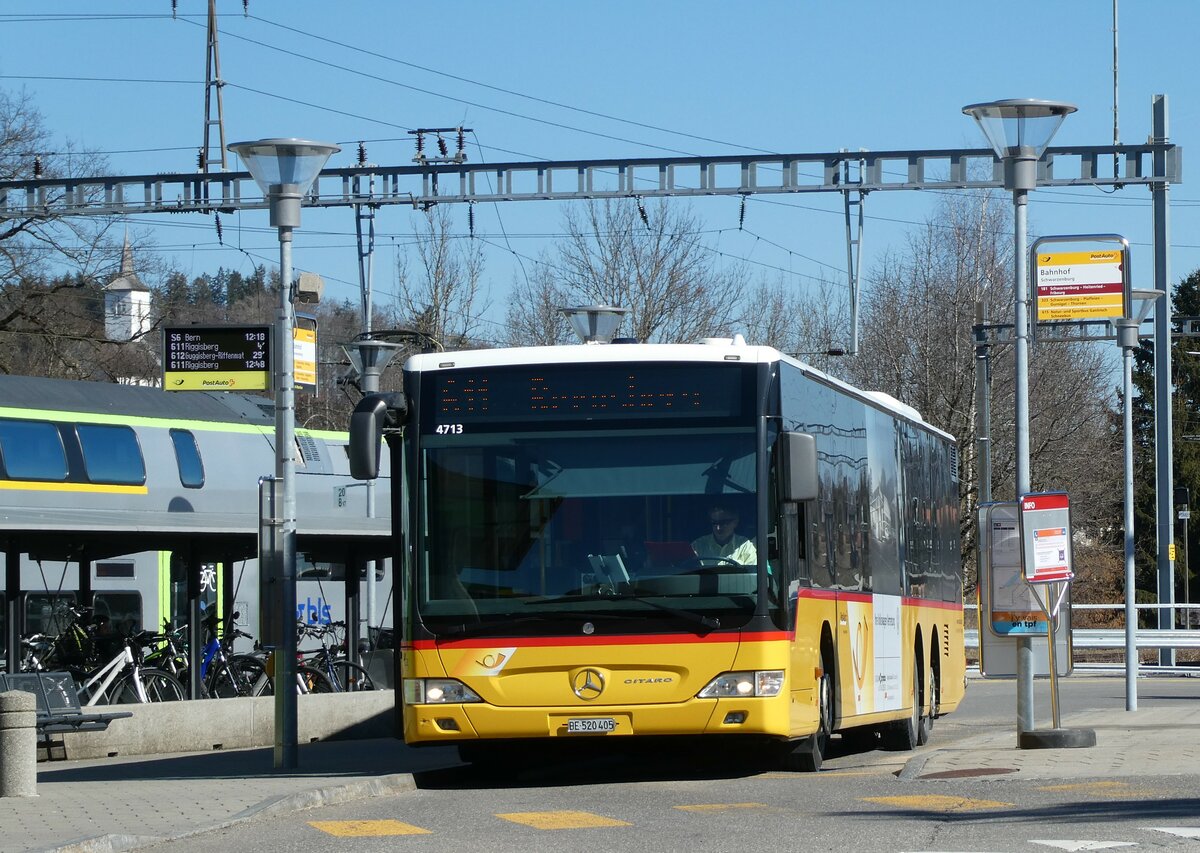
top-left (227, 138), bottom-right (340, 196)
top-left (560, 305), bottom-right (628, 344)
top-left (962, 99), bottom-right (1077, 160)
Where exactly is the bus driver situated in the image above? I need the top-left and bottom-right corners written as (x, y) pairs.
top-left (691, 503), bottom-right (757, 565)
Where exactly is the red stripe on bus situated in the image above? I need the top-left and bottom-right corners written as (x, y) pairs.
top-left (409, 630), bottom-right (791, 651)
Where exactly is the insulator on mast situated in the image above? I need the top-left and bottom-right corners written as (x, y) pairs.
top-left (214, 212), bottom-right (223, 245)
top-left (739, 194), bottom-right (747, 230)
top-left (636, 196), bottom-right (649, 229)
top-left (357, 141), bottom-right (367, 166)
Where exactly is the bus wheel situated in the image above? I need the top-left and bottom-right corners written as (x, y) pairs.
top-left (917, 664), bottom-right (937, 746)
top-left (784, 658), bottom-right (832, 772)
top-left (883, 665), bottom-right (919, 751)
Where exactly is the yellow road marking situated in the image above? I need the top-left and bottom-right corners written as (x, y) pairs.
top-left (1038, 781), bottom-right (1162, 799)
top-left (675, 803), bottom-right (767, 812)
top-left (308, 819), bottom-right (431, 837)
top-left (862, 794), bottom-right (1012, 812)
top-left (497, 810), bottom-right (631, 830)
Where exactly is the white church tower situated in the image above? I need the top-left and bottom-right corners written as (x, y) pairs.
top-left (104, 231), bottom-right (151, 342)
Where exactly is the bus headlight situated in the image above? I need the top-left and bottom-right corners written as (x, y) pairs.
top-left (403, 678), bottom-right (483, 704)
top-left (697, 670), bottom-right (785, 698)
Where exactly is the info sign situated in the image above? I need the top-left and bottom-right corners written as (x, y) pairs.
top-left (294, 313), bottom-right (318, 394)
top-left (1032, 234), bottom-right (1130, 326)
top-left (1018, 492), bottom-right (1075, 584)
top-left (163, 325), bottom-right (271, 391)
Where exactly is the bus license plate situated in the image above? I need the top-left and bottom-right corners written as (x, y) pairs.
top-left (566, 717), bottom-right (616, 734)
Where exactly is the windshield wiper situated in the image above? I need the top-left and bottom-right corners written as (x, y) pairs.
top-left (431, 611), bottom-right (622, 639)
top-left (524, 592), bottom-right (721, 633)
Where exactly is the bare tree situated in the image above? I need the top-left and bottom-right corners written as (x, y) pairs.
top-left (845, 190), bottom-right (1120, 594)
top-left (504, 254), bottom-right (574, 346)
top-left (394, 207), bottom-right (489, 351)
top-left (740, 273), bottom-right (850, 373)
top-left (506, 199), bottom-right (747, 345)
top-left (0, 88), bottom-right (116, 284)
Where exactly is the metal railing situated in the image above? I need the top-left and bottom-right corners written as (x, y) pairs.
top-left (965, 603), bottom-right (1200, 651)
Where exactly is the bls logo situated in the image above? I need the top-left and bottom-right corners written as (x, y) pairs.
top-left (296, 597), bottom-right (332, 624)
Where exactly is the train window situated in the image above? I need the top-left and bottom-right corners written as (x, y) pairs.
top-left (0, 419), bottom-right (68, 480)
top-left (24, 593), bottom-right (77, 636)
top-left (96, 561), bottom-right (135, 579)
top-left (77, 424), bottom-right (146, 485)
top-left (170, 429), bottom-right (204, 488)
top-left (297, 558), bottom-right (383, 581)
top-left (92, 592), bottom-right (142, 635)
top-left (298, 560), bottom-right (345, 579)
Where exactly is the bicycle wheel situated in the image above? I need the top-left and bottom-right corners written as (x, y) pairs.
top-left (110, 668), bottom-right (186, 703)
top-left (297, 664), bottom-right (335, 694)
top-left (208, 655), bottom-right (270, 698)
top-left (140, 668), bottom-right (187, 702)
top-left (329, 660), bottom-right (375, 692)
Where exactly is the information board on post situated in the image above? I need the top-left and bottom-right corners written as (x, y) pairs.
top-left (294, 313), bottom-right (318, 394)
top-left (977, 502), bottom-right (1072, 678)
top-left (1031, 234), bottom-right (1130, 334)
top-left (163, 325), bottom-right (271, 391)
top-left (1019, 492), bottom-right (1075, 584)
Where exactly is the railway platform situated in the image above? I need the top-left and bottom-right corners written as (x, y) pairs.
top-left (3, 702), bottom-right (1199, 853)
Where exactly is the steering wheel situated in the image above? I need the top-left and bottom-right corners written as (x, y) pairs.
top-left (675, 556), bottom-right (743, 571)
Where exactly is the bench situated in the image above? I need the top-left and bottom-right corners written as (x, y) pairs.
top-left (0, 671), bottom-right (132, 736)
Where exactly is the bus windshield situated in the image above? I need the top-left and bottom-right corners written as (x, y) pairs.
top-left (417, 428), bottom-right (759, 635)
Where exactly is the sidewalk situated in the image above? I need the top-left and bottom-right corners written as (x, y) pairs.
top-left (902, 703), bottom-right (1200, 781)
top-left (5, 705), bottom-right (1200, 853)
top-left (3, 738), bottom-right (457, 853)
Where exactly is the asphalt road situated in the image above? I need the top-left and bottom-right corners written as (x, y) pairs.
top-left (139, 674), bottom-right (1200, 852)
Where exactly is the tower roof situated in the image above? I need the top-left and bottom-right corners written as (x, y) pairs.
top-left (105, 231), bottom-right (149, 293)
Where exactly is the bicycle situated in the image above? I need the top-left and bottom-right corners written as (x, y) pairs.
top-left (204, 612), bottom-right (334, 697)
top-left (31, 606), bottom-right (185, 705)
top-left (77, 633), bottom-right (186, 705)
top-left (298, 621), bottom-right (376, 692)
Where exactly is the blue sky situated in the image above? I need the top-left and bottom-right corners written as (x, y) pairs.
top-left (1, 1), bottom-right (1197, 342)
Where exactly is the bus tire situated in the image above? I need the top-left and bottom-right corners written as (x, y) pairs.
top-left (917, 662), bottom-right (937, 746)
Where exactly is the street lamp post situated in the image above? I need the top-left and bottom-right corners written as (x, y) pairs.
top-left (1117, 290), bottom-right (1165, 712)
top-left (228, 138), bottom-right (339, 770)
top-left (963, 99), bottom-right (1075, 740)
top-left (340, 335), bottom-right (404, 648)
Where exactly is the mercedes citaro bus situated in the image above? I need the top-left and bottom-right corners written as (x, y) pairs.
top-left (350, 338), bottom-right (964, 770)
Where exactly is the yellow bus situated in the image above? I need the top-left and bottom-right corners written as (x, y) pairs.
top-left (350, 339), bottom-right (965, 770)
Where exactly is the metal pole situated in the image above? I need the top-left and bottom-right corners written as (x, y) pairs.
top-left (1120, 322), bottom-right (1138, 710)
top-left (271, 185), bottom-right (300, 770)
top-left (1185, 514), bottom-right (1191, 628)
top-left (1152, 95), bottom-right (1175, 665)
top-left (1012, 182), bottom-right (1035, 736)
top-left (5, 543), bottom-right (20, 675)
top-left (975, 303), bottom-right (992, 506)
top-left (355, 192), bottom-right (378, 635)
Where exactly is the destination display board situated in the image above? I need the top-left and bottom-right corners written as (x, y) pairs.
top-left (163, 325), bottom-right (271, 391)
top-left (424, 362), bottom-right (752, 430)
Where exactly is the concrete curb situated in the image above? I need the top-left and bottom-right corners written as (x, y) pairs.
top-left (46, 773), bottom-right (418, 853)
